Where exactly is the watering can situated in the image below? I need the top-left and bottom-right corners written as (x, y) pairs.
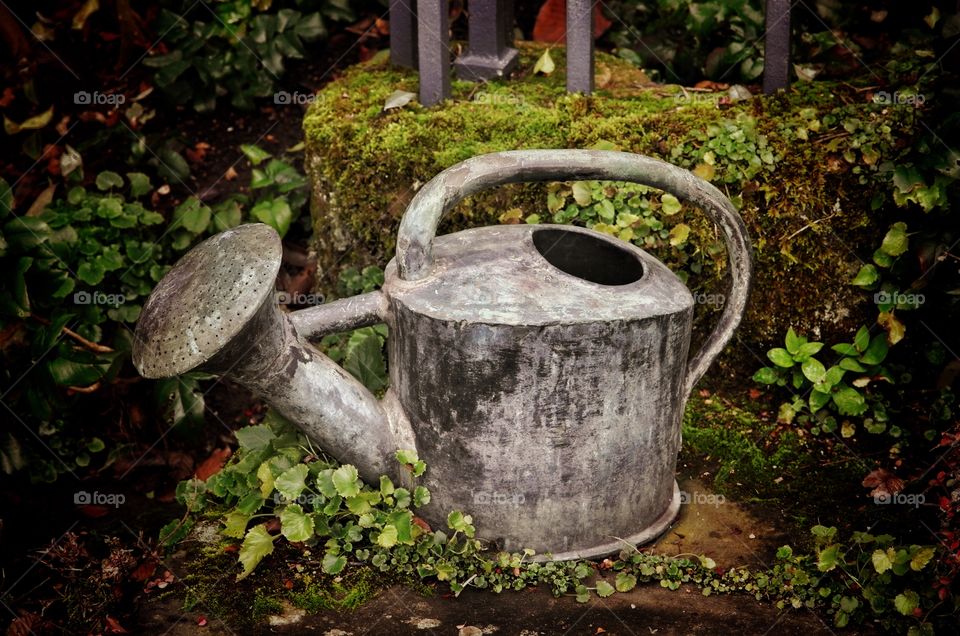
top-left (133, 150), bottom-right (752, 559)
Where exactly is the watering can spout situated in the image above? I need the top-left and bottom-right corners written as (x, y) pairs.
top-left (131, 224), bottom-right (411, 486)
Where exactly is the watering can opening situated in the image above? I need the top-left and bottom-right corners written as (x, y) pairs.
top-left (531, 227), bottom-right (645, 286)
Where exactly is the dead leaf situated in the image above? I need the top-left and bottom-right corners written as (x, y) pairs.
top-left (130, 559), bottom-right (158, 582)
top-left (195, 447), bottom-right (232, 481)
top-left (412, 516), bottom-right (432, 533)
top-left (224, 166), bottom-right (238, 181)
top-left (533, 48), bottom-right (555, 75)
top-left (55, 115), bottom-right (71, 136)
top-left (0, 87), bottom-right (15, 107)
top-left (4, 107), bottom-right (54, 134)
top-left (862, 467), bottom-right (905, 498)
top-left (73, 0), bottom-right (100, 30)
top-left (533, 0), bottom-right (612, 42)
top-left (383, 90), bottom-right (416, 111)
top-left (26, 184), bottom-right (56, 216)
top-left (78, 504), bottom-right (110, 518)
top-left (694, 80), bottom-right (729, 91)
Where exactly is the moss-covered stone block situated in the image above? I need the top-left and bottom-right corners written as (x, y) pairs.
top-left (303, 42), bottom-right (913, 363)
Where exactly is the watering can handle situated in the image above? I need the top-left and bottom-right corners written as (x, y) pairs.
top-left (396, 150), bottom-right (752, 393)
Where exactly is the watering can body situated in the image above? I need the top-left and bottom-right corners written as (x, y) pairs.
top-left (133, 150), bottom-right (752, 559)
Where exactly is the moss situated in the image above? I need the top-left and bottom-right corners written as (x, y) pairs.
top-left (680, 393), bottom-right (868, 542)
top-left (288, 566), bottom-right (379, 612)
top-left (304, 41), bottom-right (922, 365)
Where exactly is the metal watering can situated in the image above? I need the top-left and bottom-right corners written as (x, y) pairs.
top-left (133, 150), bottom-right (752, 559)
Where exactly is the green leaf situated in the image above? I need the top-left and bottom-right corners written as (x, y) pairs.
top-left (851, 264), bottom-right (879, 287)
top-left (595, 580), bottom-right (615, 597)
top-left (817, 544), bottom-right (840, 571)
top-left (332, 464), bottom-right (361, 497)
top-left (377, 523), bottom-right (399, 548)
top-left (380, 475), bottom-right (395, 496)
top-left (280, 504), bottom-right (314, 542)
top-left (533, 48), bottom-right (555, 75)
top-left (238, 524), bottom-right (275, 579)
top-left (767, 348), bottom-right (794, 368)
top-left (871, 548), bottom-right (893, 574)
top-left (343, 328), bottom-right (387, 392)
top-left (752, 367), bottom-right (779, 384)
top-left (127, 172), bottom-right (151, 197)
top-left (48, 358), bottom-right (106, 386)
top-left (668, 223), bottom-right (690, 246)
top-left (572, 182), bottom-right (592, 206)
top-left (235, 424), bottom-right (276, 451)
top-left (894, 590), bottom-right (919, 616)
top-left (175, 197), bottom-right (211, 234)
top-left (860, 334), bottom-right (888, 365)
top-left (784, 327), bottom-right (804, 355)
top-left (661, 193), bottom-right (682, 215)
top-left (910, 546), bottom-right (935, 571)
top-left (615, 572), bottom-right (637, 592)
top-left (833, 386), bottom-right (867, 416)
top-left (801, 358), bottom-right (826, 383)
top-left (275, 464), bottom-right (309, 500)
top-left (880, 222), bottom-right (909, 257)
top-left (854, 326), bottom-right (870, 352)
top-left (223, 510), bottom-right (252, 538)
top-left (316, 469), bottom-right (337, 498)
top-left (240, 144), bottom-right (272, 165)
top-left (95, 171), bottom-right (124, 191)
top-left (322, 552), bottom-right (347, 574)
top-left (809, 390), bottom-right (831, 412)
top-left (413, 485), bottom-right (431, 508)
top-left (251, 198), bottom-right (293, 237)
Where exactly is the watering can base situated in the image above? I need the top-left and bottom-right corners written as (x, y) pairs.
top-left (531, 481), bottom-right (681, 562)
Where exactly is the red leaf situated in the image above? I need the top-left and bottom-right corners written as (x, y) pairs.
top-left (861, 468), bottom-right (904, 498)
top-left (130, 559), bottom-right (158, 582)
top-left (104, 615), bottom-right (129, 634)
top-left (533, 0), bottom-right (612, 43)
top-left (195, 447), bottom-right (232, 481)
top-left (78, 504), bottom-right (111, 518)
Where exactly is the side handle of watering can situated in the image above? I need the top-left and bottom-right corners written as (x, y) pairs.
top-left (288, 288), bottom-right (386, 340)
top-left (395, 150), bottom-right (753, 395)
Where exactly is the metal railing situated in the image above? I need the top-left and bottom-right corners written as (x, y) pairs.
top-left (389, 0), bottom-right (793, 105)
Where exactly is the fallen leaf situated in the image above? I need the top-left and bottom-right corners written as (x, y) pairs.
top-left (0, 87), bottom-right (14, 107)
top-left (195, 447), bottom-right (232, 481)
top-left (104, 615), bottom-right (128, 634)
top-left (224, 166), bottom-right (238, 181)
top-left (383, 90), bottom-right (416, 111)
top-left (862, 468), bottom-right (905, 499)
top-left (78, 504), bottom-right (110, 518)
top-left (4, 107), bottom-right (54, 134)
top-left (694, 80), bottom-right (729, 91)
top-left (26, 184), bottom-right (56, 216)
top-left (533, 0), bottom-right (612, 42)
top-left (748, 388), bottom-right (762, 399)
top-left (130, 559), bottom-right (158, 582)
top-left (412, 516), bottom-right (432, 532)
top-left (533, 48), bottom-right (555, 76)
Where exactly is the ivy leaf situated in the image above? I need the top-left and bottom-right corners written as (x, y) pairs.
top-left (223, 510), bottom-right (251, 538)
top-left (343, 328), bottom-right (387, 392)
top-left (279, 504), bottom-right (314, 542)
top-left (595, 580), bottom-right (615, 597)
top-left (575, 584), bottom-right (590, 603)
top-left (316, 469), bottom-right (338, 498)
top-left (893, 590), bottom-right (919, 616)
top-left (275, 464), bottom-right (309, 500)
top-left (322, 552), bottom-right (347, 575)
top-left (251, 198), bottom-right (293, 237)
top-left (240, 144), bottom-right (272, 165)
top-left (860, 335), bottom-right (889, 365)
top-left (817, 544), bottom-right (841, 571)
top-left (175, 197), bottom-right (211, 234)
top-left (533, 48), bottom-right (555, 75)
top-left (238, 524), bottom-right (275, 579)
top-left (878, 311), bottom-right (905, 345)
top-left (127, 172), bottom-right (152, 197)
top-left (767, 348), bottom-right (794, 368)
top-left (413, 485), bottom-right (431, 508)
top-left (332, 464), bottom-right (361, 497)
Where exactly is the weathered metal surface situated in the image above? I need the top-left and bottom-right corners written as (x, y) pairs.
top-left (134, 150), bottom-right (753, 559)
top-left (566, 0), bottom-right (595, 94)
top-left (763, 0), bottom-right (792, 94)
top-left (384, 224), bottom-right (693, 555)
top-left (290, 291), bottom-right (385, 340)
top-left (416, 0), bottom-right (450, 106)
top-left (453, 0), bottom-right (519, 80)
top-left (389, 0), bottom-right (418, 69)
